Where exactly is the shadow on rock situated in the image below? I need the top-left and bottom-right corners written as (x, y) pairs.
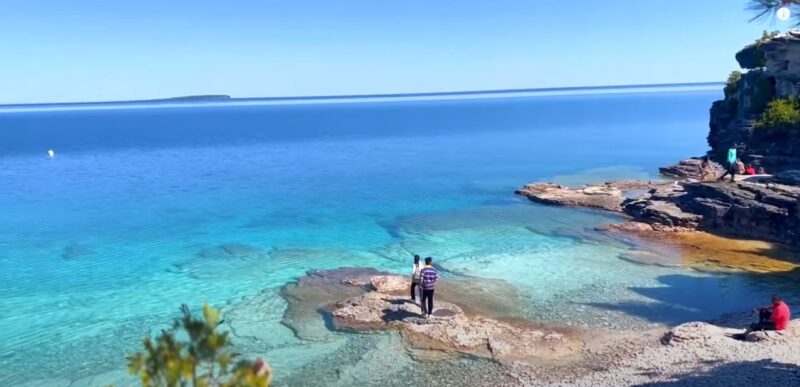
top-left (637, 359), bottom-right (800, 386)
top-left (586, 269), bottom-right (800, 328)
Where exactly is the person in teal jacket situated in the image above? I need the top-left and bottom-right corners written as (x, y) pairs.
top-left (718, 145), bottom-right (738, 183)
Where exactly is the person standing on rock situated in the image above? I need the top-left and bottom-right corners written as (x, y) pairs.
top-left (411, 255), bottom-right (422, 303)
top-left (718, 145), bottom-right (738, 183)
top-left (420, 257), bottom-right (439, 318)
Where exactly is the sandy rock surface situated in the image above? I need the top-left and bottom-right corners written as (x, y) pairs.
top-left (369, 275), bottom-right (408, 293)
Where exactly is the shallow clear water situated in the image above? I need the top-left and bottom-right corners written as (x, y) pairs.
top-left (0, 91), bottom-right (785, 385)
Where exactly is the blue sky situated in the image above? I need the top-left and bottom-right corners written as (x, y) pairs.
top-left (0, 0), bottom-right (788, 103)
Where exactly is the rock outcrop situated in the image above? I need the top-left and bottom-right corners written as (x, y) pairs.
top-left (518, 173), bottom-right (800, 246)
top-left (676, 179), bottom-right (800, 244)
top-left (325, 275), bottom-right (580, 364)
top-left (658, 158), bottom-right (726, 181)
top-left (515, 181), bottom-right (671, 212)
top-left (709, 31), bottom-right (800, 173)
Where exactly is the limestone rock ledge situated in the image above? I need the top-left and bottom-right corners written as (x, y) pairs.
top-left (515, 181), bottom-right (669, 212)
top-left (517, 171), bottom-right (800, 246)
top-left (323, 273), bottom-right (581, 364)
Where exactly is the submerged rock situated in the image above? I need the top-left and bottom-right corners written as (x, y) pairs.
top-left (60, 243), bottom-right (94, 260)
top-left (280, 268), bottom-right (388, 341)
top-left (197, 243), bottom-right (269, 260)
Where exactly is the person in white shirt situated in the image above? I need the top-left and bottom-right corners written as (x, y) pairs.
top-left (410, 255), bottom-right (422, 303)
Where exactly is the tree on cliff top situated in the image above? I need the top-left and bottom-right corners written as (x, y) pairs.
top-left (749, 0), bottom-right (800, 25)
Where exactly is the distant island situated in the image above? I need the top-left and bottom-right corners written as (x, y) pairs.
top-left (0, 82), bottom-right (720, 109)
top-left (156, 95), bottom-right (231, 101)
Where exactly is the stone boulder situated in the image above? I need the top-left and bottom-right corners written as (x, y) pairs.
top-left (745, 320), bottom-right (800, 343)
top-left (623, 199), bottom-right (702, 230)
top-left (661, 322), bottom-right (727, 345)
top-left (369, 275), bottom-right (408, 293)
top-left (659, 158), bottom-right (725, 181)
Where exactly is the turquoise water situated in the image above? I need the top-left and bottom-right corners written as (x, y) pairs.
top-left (0, 90), bottom-right (784, 385)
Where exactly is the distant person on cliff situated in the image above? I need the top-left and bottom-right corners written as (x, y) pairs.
top-left (698, 156), bottom-right (712, 181)
top-left (718, 146), bottom-right (738, 183)
top-left (757, 166), bottom-right (766, 175)
top-left (741, 295), bottom-right (791, 336)
top-left (419, 257), bottom-right (439, 318)
top-left (410, 255), bottom-right (422, 303)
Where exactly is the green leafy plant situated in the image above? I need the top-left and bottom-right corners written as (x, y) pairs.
top-left (724, 70), bottom-right (742, 98)
top-left (755, 30), bottom-right (781, 44)
top-left (127, 303), bottom-right (271, 387)
top-left (755, 98), bottom-right (800, 131)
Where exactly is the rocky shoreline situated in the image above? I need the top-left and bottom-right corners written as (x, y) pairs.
top-left (224, 268), bottom-right (800, 386)
top-left (516, 162), bottom-right (800, 247)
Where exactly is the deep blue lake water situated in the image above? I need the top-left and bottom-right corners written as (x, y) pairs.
top-left (0, 89), bottom-right (784, 385)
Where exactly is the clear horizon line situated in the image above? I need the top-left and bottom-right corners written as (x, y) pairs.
top-left (0, 81), bottom-right (722, 108)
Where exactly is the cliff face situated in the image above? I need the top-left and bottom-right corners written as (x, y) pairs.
top-left (709, 31), bottom-right (800, 172)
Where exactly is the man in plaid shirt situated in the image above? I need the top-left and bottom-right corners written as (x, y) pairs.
top-left (419, 257), bottom-right (439, 318)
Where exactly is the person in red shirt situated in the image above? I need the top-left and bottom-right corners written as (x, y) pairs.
top-left (745, 165), bottom-right (756, 175)
top-left (743, 295), bottom-right (791, 334)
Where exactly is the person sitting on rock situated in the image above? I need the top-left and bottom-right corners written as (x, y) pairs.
top-left (743, 295), bottom-right (791, 335)
top-left (419, 257), bottom-right (439, 318)
top-left (745, 165), bottom-right (756, 175)
top-left (698, 156), bottom-right (711, 181)
top-left (757, 166), bottom-right (766, 175)
top-left (735, 159), bottom-right (746, 175)
top-left (410, 255), bottom-right (422, 303)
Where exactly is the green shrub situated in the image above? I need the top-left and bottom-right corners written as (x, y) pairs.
top-left (724, 70), bottom-right (742, 98)
top-left (127, 303), bottom-right (271, 387)
top-left (755, 30), bottom-right (780, 45)
top-left (755, 98), bottom-right (800, 130)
